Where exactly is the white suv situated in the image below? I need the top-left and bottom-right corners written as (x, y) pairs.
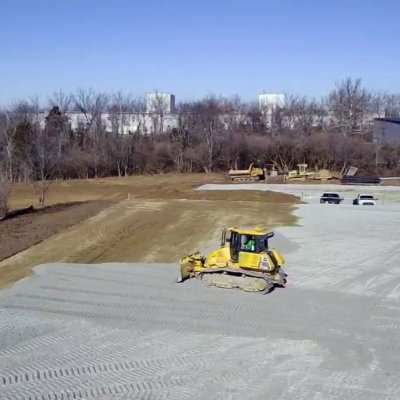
top-left (353, 194), bottom-right (376, 206)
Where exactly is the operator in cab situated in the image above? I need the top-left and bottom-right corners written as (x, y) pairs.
top-left (244, 236), bottom-right (255, 252)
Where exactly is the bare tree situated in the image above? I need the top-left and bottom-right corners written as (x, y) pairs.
top-left (269, 135), bottom-right (301, 172)
top-left (73, 88), bottom-right (108, 134)
top-left (329, 77), bottom-right (372, 135)
top-left (108, 91), bottom-right (134, 134)
top-left (314, 98), bottom-right (329, 131)
top-left (31, 106), bottom-right (59, 207)
top-left (73, 88), bottom-right (96, 125)
top-left (73, 89), bottom-right (109, 177)
top-left (48, 90), bottom-right (72, 113)
top-left (245, 102), bottom-right (266, 134)
top-left (172, 102), bottom-right (196, 172)
top-left (258, 94), bottom-right (286, 135)
top-left (108, 92), bottom-right (136, 176)
top-left (383, 93), bottom-right (400, 117)
top-left (147, 91), bottom-right (171, 136)
top-left (0, 100), bottom-right (40, 181)
top-left (0, 168), bottom-right (11, 218)
top-left (371, 91), bottom-right (387, 118)
top-left (47, 92), bottom-right (73, 168)
top-left (131, 97), bottom-right (147, 134)
top-left (220, 95), bottom-right (248, 131)
top-left (1, 82), bottom-right (400, 181)
top-left (0, 110), bottom-right (14, 180)
top-left (191, 97), bottom-right (223, 173)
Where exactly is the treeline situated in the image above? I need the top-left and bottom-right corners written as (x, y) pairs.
top-left (1, 77), bottom-right (400, 186)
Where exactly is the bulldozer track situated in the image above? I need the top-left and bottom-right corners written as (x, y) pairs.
top-left (0, 332), bottom-right (278, 400)
top-left (38, 284), bottom-right (240, 309)
top-left (199, 267), bottom-right (274, 294)
top-left (1, 377), bottom-right (189, 400)
top-left (0, 330), bottom-right (181, 377)
top-left (230, 177), bottom-right (261, 183)
top-left (0, 327), bottom-right (112, 358)
top-left (0, 356), bottom-right (194, 387)
top-left (1, 340), bottom-right (295, 400)
top-left (0, 302), bottom-right (264, 334)
top-left (1, 334), bottom-right (244, 388)
top-left (42, 269), bottom-right (180, 293)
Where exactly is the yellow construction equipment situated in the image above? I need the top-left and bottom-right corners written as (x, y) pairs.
top-left (284, 163), bottom-right (308, 181)
top-left (311, 169), bottom-right (333, 181)
top-left (178, 227), bottom-right (287, 294)
top-left (228, 163), bottom-right (265, 183)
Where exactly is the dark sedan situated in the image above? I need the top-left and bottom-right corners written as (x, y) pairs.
top-left (320, 192), bottom-right (343, 204)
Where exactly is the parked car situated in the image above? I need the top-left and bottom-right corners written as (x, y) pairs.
top-left (352, 194), bottom-right (377, 206)
top-left (320, 192), bottom-right (343, 204)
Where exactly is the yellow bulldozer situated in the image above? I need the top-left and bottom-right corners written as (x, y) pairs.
top-left (284, 163), bottom-right (308, 181)
top-left (178, 227), bottom-right (287, 294)
top-left (228, 163), bottom-right (265, 183)
top-left (284, 164), bottom-right (333, 181)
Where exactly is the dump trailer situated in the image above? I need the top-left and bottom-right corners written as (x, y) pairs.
top-left (178, 227), bottom-right (287, 294)
top-left (229, 163), bottom-right (265, 183)
top-left (339, 165), bottom-right (381, 185)
top-left (341, 176), bottom-right (381, 185)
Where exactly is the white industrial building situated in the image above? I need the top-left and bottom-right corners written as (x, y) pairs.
top-left (66, 111), bottom-right (178, 135)
top-left (258, 92), bottom-right (286, 128)
top-left (34, 91), bottom-right (289, 134)
top-left (258, 92), bottom-right (286, 111)
top-left (35, 92), bottom-right (178, 135)
top-left (145, 92), bottom-right (176, 114)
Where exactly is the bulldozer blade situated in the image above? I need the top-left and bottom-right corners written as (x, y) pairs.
top-left (177, 258), bottom-right (194, 283)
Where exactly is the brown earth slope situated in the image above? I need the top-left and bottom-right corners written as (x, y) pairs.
top-left (0, 202), bottom-right (111, 262)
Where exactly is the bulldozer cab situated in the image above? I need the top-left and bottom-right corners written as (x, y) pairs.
top-left (226, 228), bottom-right (274, 262)
top-left (297, 163), bottom-right (308, 175)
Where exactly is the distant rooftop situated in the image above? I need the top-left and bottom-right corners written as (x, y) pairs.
top-left (259, 91), bottom-right (284, 95)
top-left (374, 117), bottom-right (400, 124)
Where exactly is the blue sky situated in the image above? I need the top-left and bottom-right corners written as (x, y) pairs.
top-left (0, 0), bottom-right (399, 105)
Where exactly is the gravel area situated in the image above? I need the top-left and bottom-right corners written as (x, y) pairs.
top-left (1, 194), bottom-right (400, 399)
top-left (200, 183), bottom-right (400, 204)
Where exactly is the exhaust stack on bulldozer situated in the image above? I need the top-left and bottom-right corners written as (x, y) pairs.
top-left (178, 227), bottom-right (287, 294)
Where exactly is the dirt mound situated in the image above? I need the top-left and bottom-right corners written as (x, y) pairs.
top-left (0, 201), bottom-right (111, 264)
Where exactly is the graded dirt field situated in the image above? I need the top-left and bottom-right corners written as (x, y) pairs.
top-left (0, 174), bottom-right (297, 288)
top-left (8, 173), bottom-right (292, 209)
